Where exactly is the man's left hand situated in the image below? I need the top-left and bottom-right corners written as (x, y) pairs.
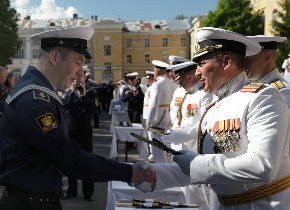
top-left (173, 150), bottom-right (196, 175)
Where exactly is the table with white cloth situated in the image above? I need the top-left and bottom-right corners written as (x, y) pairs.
top-left (106, 181), bottom-right (192, 210)
top-left (110, 111), bottom-right (131, 133)
top-left (109, 123), bottom-right (149, 162)
top-left (109, 100), bottom-right (128, 114)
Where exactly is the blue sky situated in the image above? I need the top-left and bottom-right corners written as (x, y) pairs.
top-left (11, 0), bottom-right (218, 21)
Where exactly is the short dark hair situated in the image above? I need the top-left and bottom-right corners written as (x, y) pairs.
top-left (41, 46), bottom-right (71, 60)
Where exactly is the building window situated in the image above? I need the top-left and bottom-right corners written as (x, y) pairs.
top-left (32, 48), bottom-right (41, 59)
top-left (162, 55), bottom-right (167, 62)
top-left (104, 45), bottom-right (111, 56)
top-left (15, 49), bottom-right (24, 59)
top-left (162, 38), bottom-right (168, 47)
top-left (127, 38), bottom-right (132, 48)
top-left (104, 35), bottom-right (110, 41)
top-left (144, 54), bottom-right (150, 64)
top-left (127, 55), bottom-right (132, 64)
top-left (181, 37), bottom-right (186, 47)
top-left (104, 62), bottom-right (111, 73)
top-left (145, 38), bottom-right (150, 47)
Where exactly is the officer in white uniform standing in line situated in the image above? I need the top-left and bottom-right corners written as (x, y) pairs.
top-left (168, 56), bottom-right (189, 135)
top-left (142, 71), bottom-right (155, 126)
top-left (245, 35), bottom-right (290, 108)
top-left (136, 27), bottom-right (290, 210)
top-left (165, 61), bottom-right (213, 210)
top-left (146, 60), bottom-right (176, 163)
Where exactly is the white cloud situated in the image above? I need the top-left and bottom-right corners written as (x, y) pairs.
top-left (10, 0), bottom-right (80, 20)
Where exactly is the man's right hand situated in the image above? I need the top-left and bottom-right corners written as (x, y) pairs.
top-left (130, 161), bottom-right (156, 192)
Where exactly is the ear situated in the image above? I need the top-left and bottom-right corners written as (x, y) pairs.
top-left (222, 54), bottom-right (231, 71)
top-left (264, 50), bottom-right (272, 62)
top-left (47, 50), bottom-right (58, 66)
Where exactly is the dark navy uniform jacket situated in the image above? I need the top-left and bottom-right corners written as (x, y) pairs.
top-left (0, 66), bottom-right (132, 192)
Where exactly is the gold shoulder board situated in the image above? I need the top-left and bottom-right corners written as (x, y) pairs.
top-left (269, 79), bottom-right (285, 90)
top-left (240, 82), bottom-right (264, 93)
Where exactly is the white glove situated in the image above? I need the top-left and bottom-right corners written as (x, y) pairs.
top-left (173, 150), bottom-right (196, 175)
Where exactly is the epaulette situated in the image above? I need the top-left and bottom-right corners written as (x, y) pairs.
top-left (269, 79), bottom-right (285, 90)
top-left (240, 82), bottom-right (264, 93)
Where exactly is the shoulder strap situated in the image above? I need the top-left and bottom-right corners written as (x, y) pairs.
top-left (269, 79), bottom-right (286, 90)
top-left (240, 82), bottom-right (264, 93)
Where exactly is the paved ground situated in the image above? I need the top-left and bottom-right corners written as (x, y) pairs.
top-left (62, 112), bottom-right (141, 210)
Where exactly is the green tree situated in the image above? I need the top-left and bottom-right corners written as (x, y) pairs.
top-left (175, 15), bottom-right (187, 20)
top-left (0, 0), bottom-right (21, 66)
top-left (201, 0), bottom-right (264, 35)
top-left (272, 0), bottom-right (290, 72)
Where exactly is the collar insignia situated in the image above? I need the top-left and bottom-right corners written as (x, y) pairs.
top-left (33, 90), bottom-right (50, 102)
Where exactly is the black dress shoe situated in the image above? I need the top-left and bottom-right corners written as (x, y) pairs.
top-left (84, 195), bottom-right (94, 201)
top-left (62, 193), bottom-right (77, 199)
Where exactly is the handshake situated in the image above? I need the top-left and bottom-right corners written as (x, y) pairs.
top-left (130, 161), bottom-right (156, 193)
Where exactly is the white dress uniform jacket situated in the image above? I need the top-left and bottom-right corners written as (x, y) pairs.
top-left (165, 83), bottom-right (213, 150)
top-left (143, 85), bottom-right (153, 122)
top-left (170, 86), bottom-right (186, 124)
top-left (167, 82), bottom-right (213, 210)
top-left (169, 86), bottom-right (186, 151)
top-left (153, 73), bottom-right (290, 210)
top-left (254, 68), bottom-right (290, 109)
top-left (146, 75), bottom-right (176, 163)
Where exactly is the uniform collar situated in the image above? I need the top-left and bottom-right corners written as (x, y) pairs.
top-left (186, 81), bottom-right (202, 94)
top-left (6, 65), bottom-right (62, 105)
top-left (215, 72), bottom-right (248, 99)
top-left (254, 68), bottom-right (281, 84)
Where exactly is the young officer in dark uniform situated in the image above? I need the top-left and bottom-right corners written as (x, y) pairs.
top-left (63, 67), bottom-right (96, 201)
top-left (0, 27), bottom-right (155, 209)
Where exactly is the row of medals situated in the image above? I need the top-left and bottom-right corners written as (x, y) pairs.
top-left (210, 129), bottom-right (241, 153)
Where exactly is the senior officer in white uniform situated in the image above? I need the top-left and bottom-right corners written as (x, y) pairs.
top-left (137, 27), bottom-right (290, 210)
top-left (168, 56), bottom-right (189, 150)
top-left (165, 61), bottom-right (213, 210)
top-left (245, 35), bottom-right (290, 108)
top-left (146, 60), bottom-right (176, 163)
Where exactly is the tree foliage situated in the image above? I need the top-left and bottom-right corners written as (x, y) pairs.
top-left (272, 0), bottom-right (290, 72)
top-left (0, 0), bottom-right (21, 66)
top-left (201, 0), bottom-right (264, 35)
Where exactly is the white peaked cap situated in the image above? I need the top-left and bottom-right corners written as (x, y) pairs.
top-left (31, 27), bottom-right (94, 59)
top-left (168, 55), bottom-right (190, 65)
top-left (126, 72), bottom-right (138, 77)
top-left (193, 27), bottom-right (261, 61)
top-left (152, 60), bottom-right (170, 69)
top-left (247, 35), bottom-right (287, 50)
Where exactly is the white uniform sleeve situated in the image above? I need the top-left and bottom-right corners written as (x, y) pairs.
top-left (146, 83), bottom-right (161, 127)
top-left (153, 162), bottom-right (191, 191)
top-left (189, 88), bottom-right (290, 184)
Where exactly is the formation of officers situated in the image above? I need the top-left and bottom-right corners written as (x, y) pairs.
top-left (0, 24), bottom-right (289, 210)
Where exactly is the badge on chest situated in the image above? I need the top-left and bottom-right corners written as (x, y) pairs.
top-left (209, 118), bottom-right (241, 153)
